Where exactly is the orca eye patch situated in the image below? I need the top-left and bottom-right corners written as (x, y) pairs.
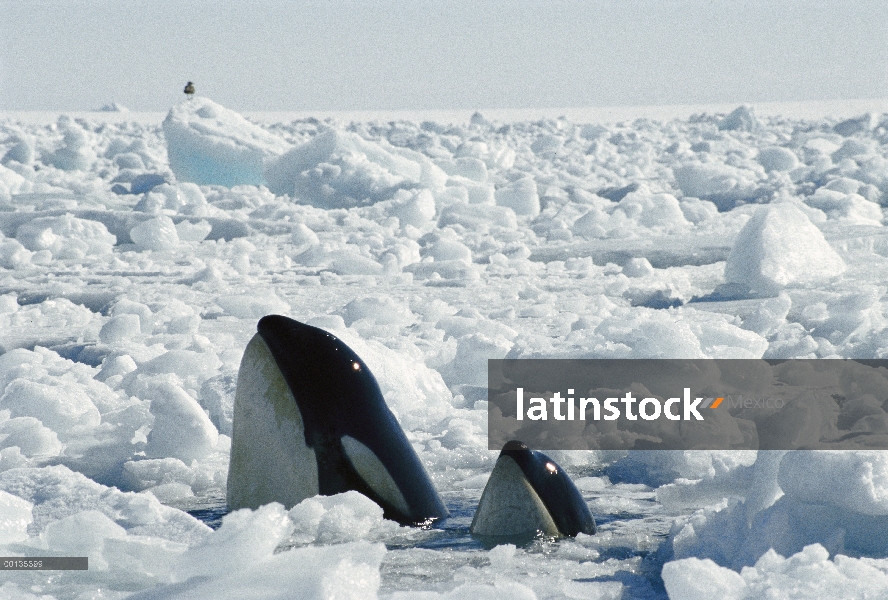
top-left (341, 435), bottom-right (410, 517)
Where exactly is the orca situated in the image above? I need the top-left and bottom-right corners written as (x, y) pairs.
top-left (226, 315), bottom-right (449, 525)
top-left (470, 440), bottom-right (596, 537)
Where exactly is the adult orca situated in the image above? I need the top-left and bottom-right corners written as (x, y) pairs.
top-left (227, 315), bottom-right (449, 525)
top-left (471, 440), bottom-right (596, 537)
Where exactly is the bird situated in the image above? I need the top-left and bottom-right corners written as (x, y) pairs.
top-left (183, 81), bottom-right (195, 99)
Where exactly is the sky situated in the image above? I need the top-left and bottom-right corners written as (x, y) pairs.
top-left (1, 0), bottom-right (887, 112)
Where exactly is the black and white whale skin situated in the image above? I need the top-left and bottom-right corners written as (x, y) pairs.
top-left (226, 315), bottom-right (449, 525)
top-left (470, 440), bottom-right (596, 537)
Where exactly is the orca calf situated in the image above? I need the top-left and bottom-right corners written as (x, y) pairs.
top-left (227, 315), bottom-right (449, 525)
top-left (471, 440), bottom-right (596, 537)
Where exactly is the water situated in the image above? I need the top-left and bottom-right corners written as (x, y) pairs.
top-left (184, 481), bottom-right (676, 598)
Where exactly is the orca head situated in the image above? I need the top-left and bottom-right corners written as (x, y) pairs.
top-left (470, 440), bottom-right (596, 539)
top-left (227, 315), bottom-right (448, 525)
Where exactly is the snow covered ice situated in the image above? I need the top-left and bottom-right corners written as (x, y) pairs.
top-left (1, 98), bottom-right (888, 599)
top-left (163, 98), bottom-right (291, 188)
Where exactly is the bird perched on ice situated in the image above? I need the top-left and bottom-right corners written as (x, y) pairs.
top-left (183, 81), bottom-right (195, 99)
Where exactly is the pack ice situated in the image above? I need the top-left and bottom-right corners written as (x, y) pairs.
top-left (163, 98), bottom-right (291, 187)
top-left (0, 98), bottom-right (887, 599)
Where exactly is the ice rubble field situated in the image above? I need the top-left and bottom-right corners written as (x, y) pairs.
top-left (2, 98), bottom-right (888, 599)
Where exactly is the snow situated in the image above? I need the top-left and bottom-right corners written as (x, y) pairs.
top-left (663, 545), bottom-right (888, 600)
top-left (757, 146), bottom-right (800, 172)
top-left (495, 177), bottom-right (540, 217)
top-left (129, 214), bottom-right (181, 251)
top-left (0, 98), bottom-right (888, 598)
top-left (16, 214), bottom-right (116, 259)
top-left (142, 378), bottom-right (220, 461)
top-left (723, 202), bottom-right (846, 296)
top-left (0, 488), bottom-right (32, 543)
top-left (163, 97), bottom-right (291, 187)
top-left (264, 129), bottom-right (447, 207)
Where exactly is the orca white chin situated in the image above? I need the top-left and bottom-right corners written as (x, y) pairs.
top-left (226, 315), bottom-right (449, 526)
top-left (470, 454), bottom-right (560, 537)
top-left (227, 334), bottom-right (318, 510)
top-left (470, 440), bottom-right (596, 538)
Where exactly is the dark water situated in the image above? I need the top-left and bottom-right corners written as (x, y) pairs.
top-left (186, 505), bottom-right (229, 530)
